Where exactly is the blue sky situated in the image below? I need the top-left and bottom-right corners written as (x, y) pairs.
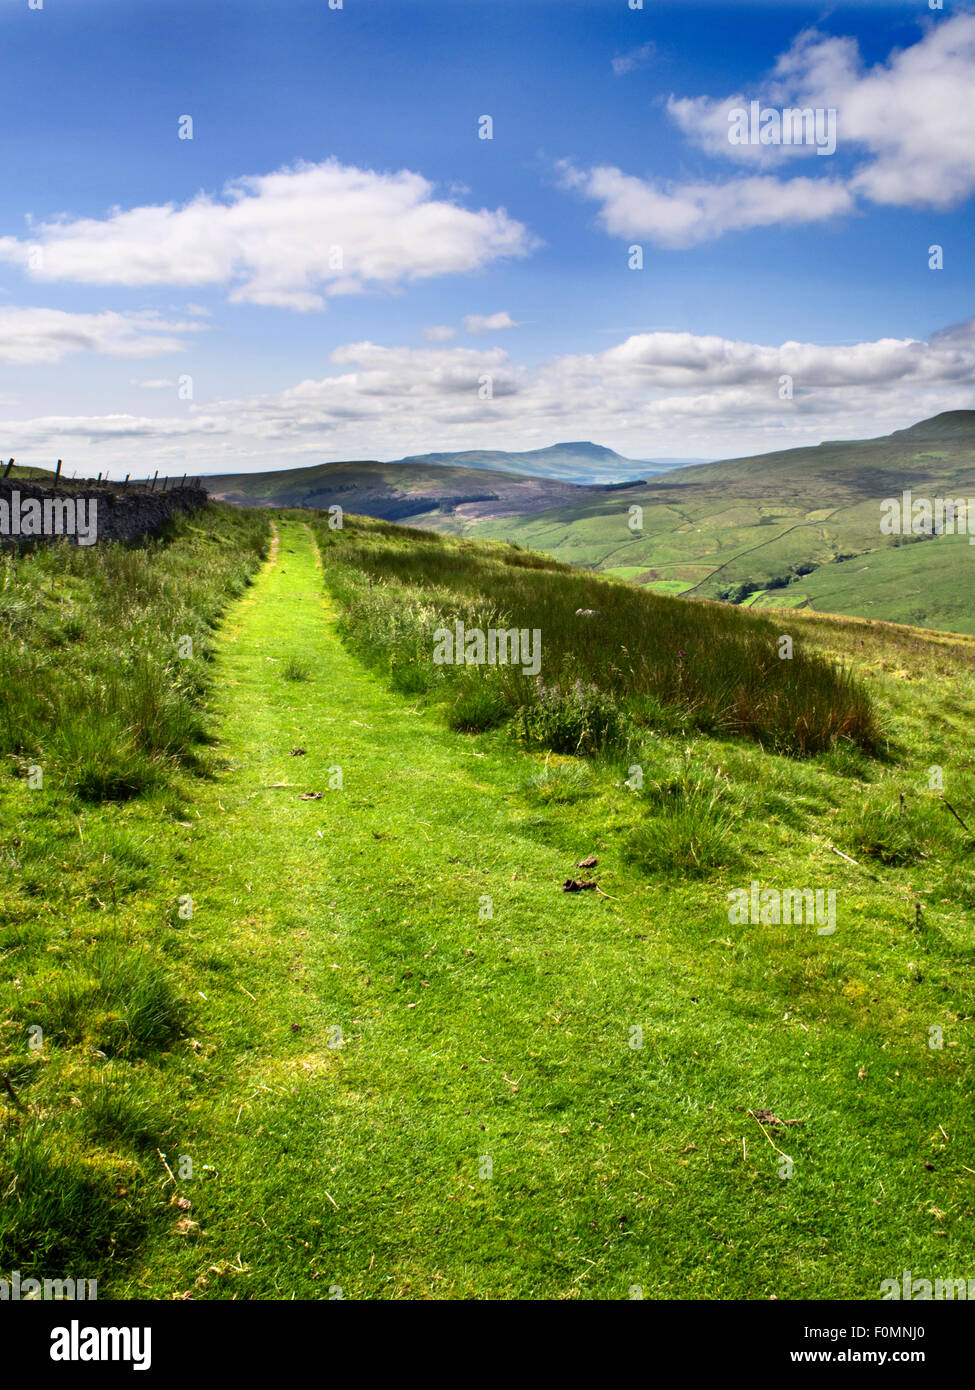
top-left (0, 0), bottom-right (972, 476)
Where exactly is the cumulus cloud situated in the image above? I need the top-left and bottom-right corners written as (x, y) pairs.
top-left (7, 321), bottom-right (975, 473)
top-left (568, 16), bottom-right (975, 247)
top-left (0, 159), bottom-right (537, 311)
top-left (267, 342), bottom-right (520, 423)
top-left (0, 307), bottom-right (197, 365)
top-left (668, 15), bottom-right (975, 207)
top-left (424, 324), bottom-right (456, 341)
top-left (558, 160), bottom-right (853, 246)
top-left (463, 311), bottom-right (518, 333)
top-left (597, 327), bottom-right (975, 389)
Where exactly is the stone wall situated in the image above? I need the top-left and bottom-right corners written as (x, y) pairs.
top-left (0, 481), bottom-right (209, 546)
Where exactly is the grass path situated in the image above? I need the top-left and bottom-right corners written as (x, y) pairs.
top-left (121, 516), bottom-right (972, 1301)
top-left (126, 516), bottom-right (637, 1299)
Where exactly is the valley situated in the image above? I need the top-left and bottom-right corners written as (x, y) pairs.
top-left (191, 410), bottom-right (975, 636)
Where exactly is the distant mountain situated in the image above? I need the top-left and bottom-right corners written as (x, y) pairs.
top-left (200, 440), bottom-right (697, 524)
top-left (391, 441), bottom-right (682, 484)
top-left (202, 457), bottom-right (644, 526)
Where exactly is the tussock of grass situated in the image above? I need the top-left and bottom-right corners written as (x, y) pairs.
top-left (522, 757), bottom-right (594, 805)
top-left (75, 1071), bottom-right (171, 1152)
top-left (281, 655), bottom-right (312, 681)
top-left (625, 754), bottom-right (740, 878)
top-left (17, 944), bottom-right (187, 1057)
top-left (843, 789), bottom-right (974, 866)
top-left (446, 671), bottom-right (511, 732)
top-left (0, 1124), bottom-right (139, 1268)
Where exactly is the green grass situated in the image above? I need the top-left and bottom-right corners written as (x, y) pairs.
top-left (0, 506), bottom-right (268, 797)
top-left (624, 752), bottom-right (740, 878)
top-left (1, 512), bottom-right (974, 1300)
top-left (756, 532), bottom-right (975, 635)
top-left (0, 504), bottom-right (268, 1270)
top-left (311, 514), bottom-right (879, 756)
top-left (281, 655), bottom-right (312, 681)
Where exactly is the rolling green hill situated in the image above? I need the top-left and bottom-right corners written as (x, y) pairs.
top-left (200, 441), bottom-right (696, 521)
top-left (203, 457), bottom-right (643, 525)
top-left (748, 531), bottom-right (975, 634)
top-left (468, 411), bottom-right (975, 634)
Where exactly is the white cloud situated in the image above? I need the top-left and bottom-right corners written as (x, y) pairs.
top-left (612, 43), bottom-right (655, 77)
top-left (569, 17), bottom-right (975, 248)
top-left (424, 324), bottom-right (456, 341)
top-left (0, 307), bottom-right (196, 365)
top-left (130, 377), bottom-right (178, 389)
top-left (668, 15), bottom-right (975, 208)
top-left (598, 327), bottom-right (973, 389)
top-left (7, 321), bottom-right (975, 473)
top-left (558, 160), bottom-right (853, 247)
top-left (463, 311), bottom-right (519, 333)
top-left (0, 158), bottom-right (537, 311)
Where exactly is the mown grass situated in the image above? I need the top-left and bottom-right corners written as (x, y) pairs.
top-left (2, 512), bottom-right (974, 1301)
top-left (310, 514), bottom-right (879, 756)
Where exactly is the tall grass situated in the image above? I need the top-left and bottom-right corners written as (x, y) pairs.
top-left (0, 507), bottom-right (268, 798)
top-left (312, 514), bottom-right (880, 756)
top-left (0, 504), bottom-right (268, 1281)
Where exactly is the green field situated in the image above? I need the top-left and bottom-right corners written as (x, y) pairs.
top-left (2, 505), bottom-right (974, 1299)
top-left (468, 412), bottom-right (975, 635)
top-left (748, 532), bottom-right (975, 635)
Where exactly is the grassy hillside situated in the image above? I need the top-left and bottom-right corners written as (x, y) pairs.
top-left (469, 412), bottom-right (975, 634)
top-left (0, 506), bottom-right (268, 796)
top-left (312, 516), bottom-right (877, 756)
top-left (204, 441), bottom-right (676, 509)
top-left (2, 508), bottom-right (974, 1299)
top-left (750, 531), bottom-right (975, 635)
top-left (0, 505), bottom-right (268, 1273)
top-left (204, 457), bottom-right (619, 526)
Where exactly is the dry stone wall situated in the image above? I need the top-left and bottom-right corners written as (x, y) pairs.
top-left (0, 481), bottom-right (208, 546)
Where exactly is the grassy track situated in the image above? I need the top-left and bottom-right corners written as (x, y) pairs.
top-left (112, 517), bottom-right (973, 1300)
top-left (126, 515), bottom-right (685, 1299)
